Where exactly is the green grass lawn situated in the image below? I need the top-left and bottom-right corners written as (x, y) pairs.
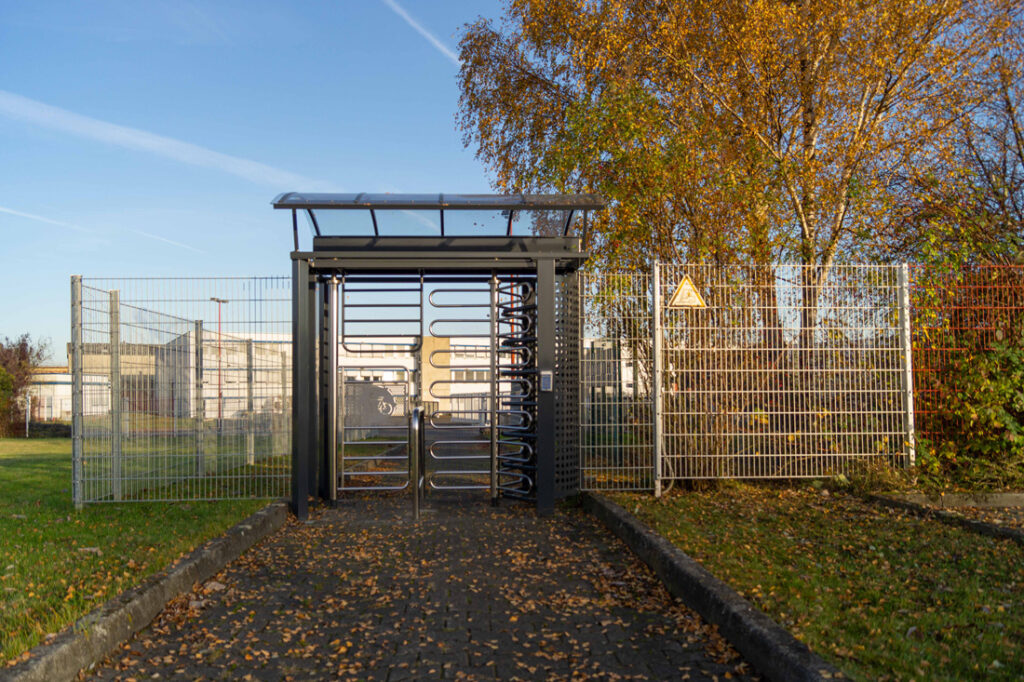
top-left (0, 438), bottom-right (266, 665)
top-left (617, 484), bottom-right (1024, 681)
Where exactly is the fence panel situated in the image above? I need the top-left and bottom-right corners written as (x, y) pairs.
top-left (73, 277), bottom-right (291, 503)
top-left (910, 265), bottom-right (1024, 450)
top-left (659, 264), bottom-right (910, 479)
top-left (579, 270), bottom-right (654, 490)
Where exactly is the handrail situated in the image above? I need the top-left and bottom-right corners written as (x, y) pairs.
top-left (409, 405), bottom-right (425, 520)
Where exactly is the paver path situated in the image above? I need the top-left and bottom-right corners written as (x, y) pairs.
top-left (85, 495), bottom-right (754, 680)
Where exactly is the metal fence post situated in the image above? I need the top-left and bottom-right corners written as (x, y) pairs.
top-left (327, 276), bottom-right (338, 502)
top-left (71, 276), bottom-right (84, 509)
top-left (194, 321), bottom-right (205, 477)
top-left (652, 262), bottom-right (663, 497)
top-left (279, 350), bottom-right (288, 456)
top-left (291, 257), bottom-right (314, 519)
top-left (246, 339), bottom-right (255, 465)
top-left (489, 272), bottom-right (499, 506)
top-left (897, 264), bottom-right (917, 467)
top-left (109, 290), bottom-right (122, 501)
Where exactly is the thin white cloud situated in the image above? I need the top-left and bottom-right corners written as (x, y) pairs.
top-left (380, 0), bottom-right (462, 68)
top-left (130, 228), bottom-right (207, 254)
top-left (0, 205), bottom-right (92, 233)
top-left (0, 90), bottom-right (336, 191)
top-left (0, 203), bottom-right (209, 253)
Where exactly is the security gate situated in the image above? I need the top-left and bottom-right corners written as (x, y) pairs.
top-left (278, 193), bottom-right (602, 519)
top-left (333, 273), bottom-right (541, 503)
top-left (336, 273), bottom-right (421, 492)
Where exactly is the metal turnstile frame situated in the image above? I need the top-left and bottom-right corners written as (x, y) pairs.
top-left (290, 237), bottom-right (586, 519)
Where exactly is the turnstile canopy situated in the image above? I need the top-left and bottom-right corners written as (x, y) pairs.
top-left (273, 192), bottom-right (606, 245)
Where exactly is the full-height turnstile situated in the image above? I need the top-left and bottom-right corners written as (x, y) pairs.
top-left (276, 193), bottom-right (602, 519)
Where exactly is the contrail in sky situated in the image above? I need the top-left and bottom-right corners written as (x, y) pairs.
top-left (0, 205), bottom-right (92, 233)
top-left (380, 0), bottom-right (462, 67)
top-left (130, 228), bottom-right (207, 254)
top-left (0, 90), bottom-right (334, 191)
top-left (0, 203), bottom-right (208, 253)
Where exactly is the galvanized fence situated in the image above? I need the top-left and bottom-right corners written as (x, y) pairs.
top-left (579, 271), bottom-right (654, 490)
top-left (75, 263), bottom-right (1012, 503)
top-left (71, 277), bottom-right (291, 504)
top-left (579, 263), bottom-right (916, 491)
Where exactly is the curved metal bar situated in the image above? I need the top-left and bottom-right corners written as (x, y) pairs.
top-left (306, 209), bottom-right (321, 236)
top-left (428, 347), bottom-right (490, 369)
top-left (429, 441), bottom-right (489, 460)
top-left (498, 280), bottom-right (534, 297)
top-left (428, 472), bottom-right (489, 491)
top-left (494, 409), bottom-right (532, 428)
top-left (499, 313), bottom-right (534, 333)
top-left (428, 410), bottom-right (487, 428)
top-left (428, 318), bottom-right (489, 337)
top-left (498, 472), bottom-right (534, 491)
top-left (562, 209), bottom-right (576, 237)
top-left (427, 288), bottom-right (490, 307)
top-left (428, 379), bottom-right (533, 400)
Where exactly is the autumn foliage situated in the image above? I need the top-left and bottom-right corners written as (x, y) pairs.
top-left (459, 0), bottom-right (1024, 488)
top-left (0, 335), bottom-right (47, 436)
top-left (458, 0), bottom-right (1015, 272)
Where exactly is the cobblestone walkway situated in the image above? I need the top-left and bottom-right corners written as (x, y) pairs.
top-left (85, 496), bottom-right (754, 680)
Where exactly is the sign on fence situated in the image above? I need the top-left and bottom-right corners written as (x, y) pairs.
top-left (666, 275), bottom-right (706, 308)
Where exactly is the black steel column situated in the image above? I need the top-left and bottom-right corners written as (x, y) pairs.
top-left (318, 278), bottom-right (331, 500)
top-left (291, 257), bottom-right (314, 518)
top-left (308, 275), bottom-right (320, 500)
top-left (536, 258), bottom-right (556, 515)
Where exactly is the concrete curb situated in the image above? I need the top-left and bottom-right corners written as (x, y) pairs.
top-left (581, 493), bottom-right (844, 682)
top-left (1, 501), bottom-right (289, 682)
top-left (883, 492), bottom-right (1024, 509)
top-left (866, 494), bottom-right (1024, 547)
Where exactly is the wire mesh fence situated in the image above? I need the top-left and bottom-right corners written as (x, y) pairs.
top-left (658, 264), bottom-right (912, 481)
top-left (578, 263), bottom-right (915, 490)
top-left (72, 277), bottom-right (291, 504)
top-left (579, 270), bottom-right (654, 490)
top-left (910, 265), bottom-right (1024, 451)
top-left (72, 262), bottom-right (1007, 503)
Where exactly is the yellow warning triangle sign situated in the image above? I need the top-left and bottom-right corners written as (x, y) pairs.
top-left (667, 275), bottom-right (706, 308)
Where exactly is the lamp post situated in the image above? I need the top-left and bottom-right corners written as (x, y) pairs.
top-left (210, 298), bottom-right (229, 436)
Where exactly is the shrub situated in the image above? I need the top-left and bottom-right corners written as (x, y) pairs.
top-left (918, 329), bottom-right (1024, 490)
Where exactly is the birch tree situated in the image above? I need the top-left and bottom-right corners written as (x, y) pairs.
top-left (458, 0), bottom-right (1009, 277)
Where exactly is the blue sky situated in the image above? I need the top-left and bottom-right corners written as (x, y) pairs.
top-left (0, 0), bottom-right (504, 360)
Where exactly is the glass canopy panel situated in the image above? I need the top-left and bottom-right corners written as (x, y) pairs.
top-left (375, 210), bottom-right (442, 236)
top-left (302, 205), bottom-right (582, 237)
top-left (442, 210), bottom-right (508, 236)
top-left (306, 210), bottom-right (374, 236)
top-left (440, 194), bottom-right (526, 208)
top-left (507, 209), bottom-right (571, 236)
